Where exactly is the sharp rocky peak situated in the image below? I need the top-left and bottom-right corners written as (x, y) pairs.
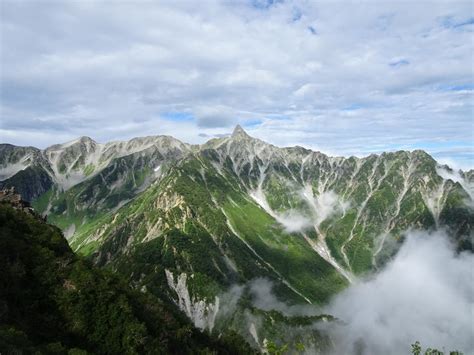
top-left (78, 136), bottom-right (95, 143)
top-left (231, 125), bottom-right (251, 139)
top-left (47, 136), bottom-right (97, 151)
top-left (68, 136), bottom-right (97, 146)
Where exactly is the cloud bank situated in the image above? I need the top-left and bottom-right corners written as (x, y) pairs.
top-left (274, 210), bottom-right (313, 233)
top-left (215, 230), bottom-right (473, 354)
top-left (1, 1), bottom-right (472, 167)
top-left (324, 230), bottom-right (474, 355)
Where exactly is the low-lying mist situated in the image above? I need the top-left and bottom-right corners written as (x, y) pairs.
top-left (218, 230), bottom-right (473, 354)
top-left (323, 230), bottom-right (473, 355)
top-left (265, 188), bottom-right (349, 233)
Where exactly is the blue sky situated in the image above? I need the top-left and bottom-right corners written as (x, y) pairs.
top-left (0, 0), bottom-right (473, 169)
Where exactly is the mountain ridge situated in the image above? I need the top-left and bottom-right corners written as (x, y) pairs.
top-left (1, 126), bottom-right (472, 351)
top-left (4, 126), bottom-right (466, 189)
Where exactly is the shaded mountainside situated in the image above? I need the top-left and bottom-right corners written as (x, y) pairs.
top-left (1, 126), bottom-right (473, 351)
top-left (0, 135), bottom-right (190, 203)
top-left (0, 199), bottom-right (253, 354)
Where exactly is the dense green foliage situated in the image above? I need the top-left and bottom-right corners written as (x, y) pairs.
top-left (411, 341), bottom-right (464, 355)
top-left (0, 202), bottom-right (253, 354)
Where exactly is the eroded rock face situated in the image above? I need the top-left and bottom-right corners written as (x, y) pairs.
top-left (0, 187), bottom-right (35, 215)
top-left (165, 269), bottom-right (220, 332)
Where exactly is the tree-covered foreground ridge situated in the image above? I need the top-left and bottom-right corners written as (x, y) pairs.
top-left (0, 191), bottom-right (254, 354)
top-left (0, 126), bottom-right (472, 353)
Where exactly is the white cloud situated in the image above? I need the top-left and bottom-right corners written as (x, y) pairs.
top-left (436, 165), bottom-right (474, 207)
top-left (323, 230), bottom-right (474, 355)
top-left (215, 231), bottom-right (473, 354)
top-left (301, 186), bottom-right (349, 227)
top-left (193, 105), bottom-right (237, 128)
top-left (274, 209), bottom-right (313, 233)
top-left (0, 1), bottom-right (472, 167)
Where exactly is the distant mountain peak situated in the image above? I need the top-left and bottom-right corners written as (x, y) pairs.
top-left (78, 136), bottom-right (95, 143)
top-left (71, 136), bottom-right (97, 147)
top-left (57, 136), bottom-right (97, 148)
top-left (231, 124), bottom-right (250, 138)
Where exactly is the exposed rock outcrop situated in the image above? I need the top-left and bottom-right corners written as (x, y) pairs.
top-left (0, 187), bottom-right (44, 220)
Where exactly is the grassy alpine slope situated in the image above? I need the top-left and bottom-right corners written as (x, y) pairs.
top-left (1, 126), bottom-right (472, 352)
top-left (0, 201), bottom-right (253, 354)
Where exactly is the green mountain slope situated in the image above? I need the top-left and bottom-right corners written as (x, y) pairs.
top-left (0, 199), bottom-right (253, 354)
top-left (1, 126), bottom-right (472, 351)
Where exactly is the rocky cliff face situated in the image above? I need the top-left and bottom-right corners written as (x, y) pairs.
top-left (165, 269), bottom-right (220, 332)
top-left (0, 187), bottom-right (34, 214)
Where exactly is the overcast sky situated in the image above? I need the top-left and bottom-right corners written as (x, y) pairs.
top-left (1, 0), bottom-right (473, 168)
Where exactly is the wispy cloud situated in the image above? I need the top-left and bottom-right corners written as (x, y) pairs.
top-left (0, 1), bottom-right (472, 167)
top-left (389, 58), bottom-right (410, 67)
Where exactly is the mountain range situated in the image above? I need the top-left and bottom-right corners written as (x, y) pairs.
top-left (1, 126), bottom-right (472, 352)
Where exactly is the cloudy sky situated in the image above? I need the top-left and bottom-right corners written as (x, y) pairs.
top-left (1, 0), bottom-right (473, 168)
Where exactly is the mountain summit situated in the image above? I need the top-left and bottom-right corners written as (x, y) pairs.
top-left (231, 124), bottom-right (250, 138)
